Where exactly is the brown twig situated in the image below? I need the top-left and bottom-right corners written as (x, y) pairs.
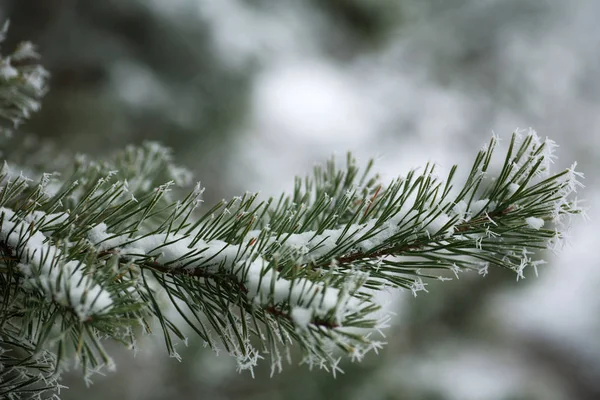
top-left (363, 185), bottom-right (382, 216)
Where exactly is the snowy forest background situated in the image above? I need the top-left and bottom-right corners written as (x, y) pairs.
top-left (1, 1), bottom-right (598, 399)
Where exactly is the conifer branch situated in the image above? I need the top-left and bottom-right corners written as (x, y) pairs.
top-left (0, 22), bottom-right (48, 137)
top-left (0, 26), bottom-right (587, 399)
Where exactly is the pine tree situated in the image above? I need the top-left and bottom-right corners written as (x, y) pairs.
top-left (0, 27), bottom-right (585, 400)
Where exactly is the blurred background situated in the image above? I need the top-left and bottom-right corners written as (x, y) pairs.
top-left (1, 1), bottom-right (598, 399)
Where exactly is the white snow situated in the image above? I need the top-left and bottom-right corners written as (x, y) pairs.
top-left (89, 222), bottom-right (366, 326)
top-left (24, 66), bottom-right (48, 93)
top-left (469, 199), bottom-right (490, 216)
top-left (77, 135), bottom-right (576, 329)
top-left (87, 223), bottom-right (110, 244)
top-left (11, 42), bottom-right (39, 60)
top-left (424, 212), bottom-right (453, 237)
top-left (24, 211), bottom-right (69, 229)
top-left (0, 58), bottom-right (18, 80)
top-left (0, 208), bottom-right (113, 319)
top-left (452, 200), bottom-right (468, 220)
top-left (525, 217), bottom-right (545, 230)
top-left (280, 205), bottom-right (423, 258)
top-left (242, 256), bottom-right (360, 321)
top-left (507, 183), bottom-right (520, 195)
top-left (290, 306), bottom-right (313, 329)
top-left (88, 222), bottom-right (132, 251)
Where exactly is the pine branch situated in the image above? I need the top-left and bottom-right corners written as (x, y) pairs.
top-left (0, 129), bottom-right (585, 394)
top-left (11, 128), bottom-right (585, 368)
top-left (0, 22), bottom-right (48, 137)
top-left (0, 25), bottom-right (588, 399)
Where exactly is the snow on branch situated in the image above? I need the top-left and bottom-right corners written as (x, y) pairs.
top-left (88, 223), bottom-right (366, 328)
top-left (0, 22), bottom-right (48, 134)
top-left (61, 128), bottom-right (582, 375)
top-left (0, 128), bottom-right (586, 392)
top-left (0, 207), bottom-right (113, 320)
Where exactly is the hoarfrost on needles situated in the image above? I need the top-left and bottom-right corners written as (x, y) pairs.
top-left (0, 208), bottom-right (113, 320)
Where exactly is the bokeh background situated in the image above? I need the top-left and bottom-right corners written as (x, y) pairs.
top-left (1, 1), bottom-right (598, 399)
